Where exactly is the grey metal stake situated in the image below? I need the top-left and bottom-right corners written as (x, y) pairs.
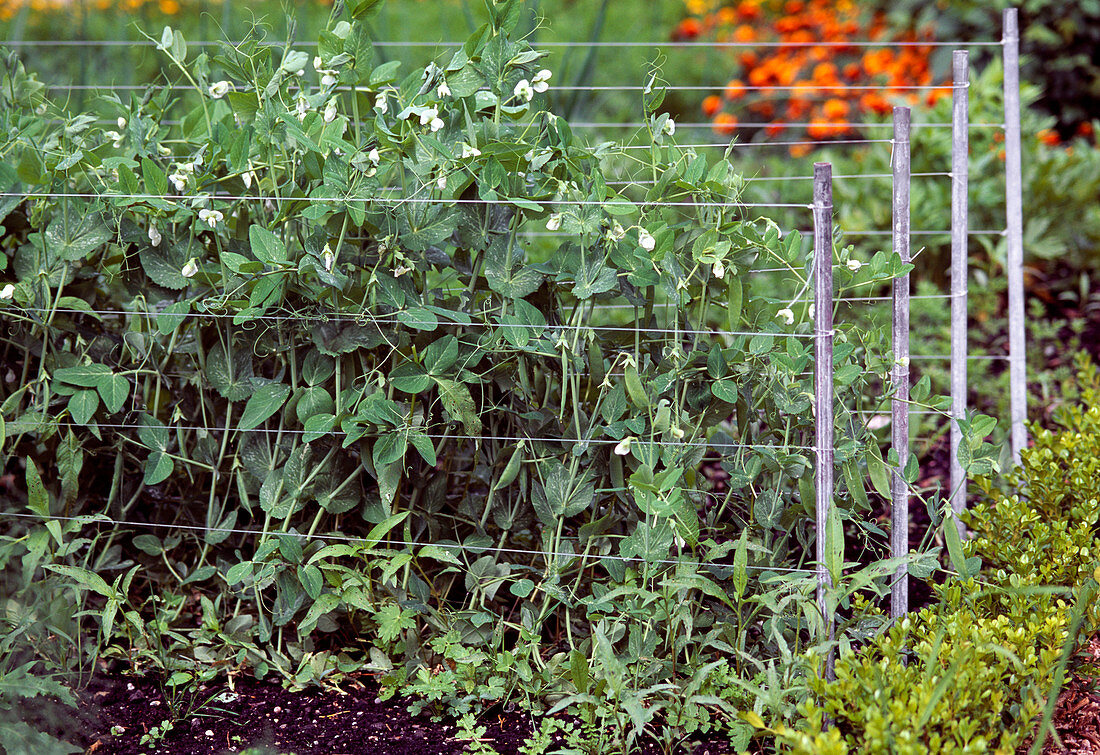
top-left (890, 107), bottom-right (911, 620)
top-left (813, 162), bottom-right (836, 681)
top-left (951, 50), bottom-right (970, 522)
top-left (1003, 8), bottom-right (1028, 463)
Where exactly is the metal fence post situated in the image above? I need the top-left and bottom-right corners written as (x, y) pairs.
top-left (891, 107), bottom-right (911, 620)
top-left (813, 162), bottom-right (835, 680)
top-left (951, 50), bottom-right (970, 523)
top-left (1003, 8), bottom-right (1027, 463)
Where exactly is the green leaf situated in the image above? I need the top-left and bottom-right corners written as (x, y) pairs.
top-left (298, 565), bottom-right (323, 600)
top-left (418, 544), bottom-right (462, 566)
top-left (53, 363), bottom-right (112, 387)
top-left (422, 335), bottom-right (459, 375)
top-left (139, 240), bottom-right (191, 289)
top-left (249, 225), bottom-right (287, 264)
top-left (390, 362), bottom-right (432, 394)
top-left (44, 564), bottom-right (115, 599)
top-left (45, 212), bottom-right (112, 262)
top-left (95, 373), bottom-right (129, 414)
top-left (711, 380), bottom-right (738, 404)
top-left (141, 157), bottom-right (168, 196)
top-left (348, 0), bottom-right (383, 19)
top-left (510, 578), bottom-right (536, 598)
top-left (67, 389), bottom-right (99, 426)
top-left (156, 301), bottom-right (191, 335)
top-left (298, 593), bottom-right (340, 636)
top-left (144, 450), bottom-right (173, 486)
top-left (238, 383), bottom-right (291, 430)
top-left (866, 442), bottom-right (892, 500)
top-left (943, 511), bottom-right (969, 580)
top-left (825, 503), bottom-right (843, 583)
top-left (434, 377), bottom-right (482, 435)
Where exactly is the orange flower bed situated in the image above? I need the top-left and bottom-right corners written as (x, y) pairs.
top-left (676, 0), bottom-right (949, 155)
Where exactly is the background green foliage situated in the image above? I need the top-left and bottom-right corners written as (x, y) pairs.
top-left (0, 1), bottom-right (954, 752)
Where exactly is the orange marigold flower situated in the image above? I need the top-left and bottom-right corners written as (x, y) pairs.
top-left (862, 49), bottom-right (893, 76)
top-left (713, 113), bottom-right (738, 135)
top-left (925, 85), bottom-right (953, 107)
top-left (823, 98), bottom-right (849, 120)
top-left (739, 51), bottom-right (759, 68)
top-left (843, 62), bottom-right (861, 80)
top-left (716, 7), bottom-right (737, 25)
top-left (673, 17), bottom-right (703, 40)
top-left (1077, 121), bottom-right (1094, 138)
top-left (790, 142), bottom-right (813, 158)
top-left (159, 0), bottom-right (179, 12)
top-left (751, 101), bottom-right (775, 119)
top-left (733, 24), bottom-right (756, 42)
top-left (785, 0), bottom-right (805, 13)
top-left (736, 0), bottom-right (761, 19)
top-left (812, 62), bottom-right (839, 83)
top-left (786, 98), bottom-right (812, 120)
top-left (807, 119), bottom-right (834, 140)
top-left (1038, 129), bottom-right (1060, 147)
top-left (702, 95), bottom-right (723, 117)
top-left (859, 92), bottom-right (891, 116)
top-left (724, 79), bottom-right (746, 100)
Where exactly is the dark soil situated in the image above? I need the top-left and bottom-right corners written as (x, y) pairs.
top-left (43, 673), bottom-right (740, 755)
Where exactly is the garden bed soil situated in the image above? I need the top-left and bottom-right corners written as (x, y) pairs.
top-left (54, 673), bottom-right (741, 755)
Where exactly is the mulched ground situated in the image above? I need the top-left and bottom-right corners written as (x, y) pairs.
top-left (22, 673), bottom-right (739, 755)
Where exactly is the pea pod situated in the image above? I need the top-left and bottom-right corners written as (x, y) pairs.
top-left (624, 364), bottom-right (649, 408)
top-left (492, 441), bottom-right (524, 491)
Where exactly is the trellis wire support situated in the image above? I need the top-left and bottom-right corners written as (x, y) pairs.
top-left (1003, 8), bottom-right (1027, 463)
top-left (890, 107), bottom-right (911, 621)
top-left (813, 162), bottom-right (836, 681)
top-left (951, 49), bottom-right (970, 525)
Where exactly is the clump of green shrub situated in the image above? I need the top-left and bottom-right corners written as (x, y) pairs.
top-left (768, 354), bottom-right (1100, 752)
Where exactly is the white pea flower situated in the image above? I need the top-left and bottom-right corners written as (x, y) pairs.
top-left (662, 118), bottom-right (676, 136)
top-left (638, 228), bottom-right (656, 252)
top-left (671, 426), bottom-right (685, 439)
top-left (712, 260), bottom-right (725, 279)
top-left (419, 106), bottom-right (439, 126)
top-left (198, 209), bottom-right (222, 229)
top-left (296, 96), bottom-right (309, 122)
top-left (169, 172), bottom-right (188, 192)
top-left (208, 81), bottom-right (231, 99)
top-left (117, 116), bottom-right (127, 129)
top-left (148, 225), bottom-right (162, 247)
top-left (546, 213), bottom-right (562, 231)
top-left (532, 69), bottom-right (552, 93)
top-left (436, 175), bottom-right (447, 191)
top-left (322, 73), bottom-right (337, 87)
top-left (514, 79), bottom-right (534, 102)
top-left (295, 68), bottom-right (306, 77)
top-left (846, 259), bottom-right (862, 272)
top-left (460, 142), bottom-right (481, 158)
top-left (105, 130), bottom-right (124, 148)
top-left (374, 92), bottom-right (388, 114)
top-left (437, 80), bottom-right (451, 98)
top-left (394, 265), bottom-right (411, 278)
top-left (608, 220), bottom-right (626, 242)
top-left (158, 144), bottom-right (172, 156)
top-left (368, 148), bottom-right (380, 164)
top-left (242, 168), bottom-right (252, 190)
top-left (35, 104), bottom-right (47, 116)
top-left (777, 308), bottom-right (795, 325)
top-left (613, 436), bottom-right (634, 456)
top-left (0, 283), bottom-right (14, 300)
top-left (321, 243), bottom-right (335, 272)
top-left (323, 99), bottom-right (338, 123)
top-left (181, 258), bottom-right (199, 278)
top-left (313, 56), bottom-right (324, 70)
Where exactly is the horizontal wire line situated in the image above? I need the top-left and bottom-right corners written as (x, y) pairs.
top-left (0, 192), bottom-right (809, 209)
top-left (571, 122), bottom-right (1003, 130)
top-left (40, 82), bottom-right (969, 93)
top-left (910, 354), bottom-right (1009, 361)
top-left (837, 292), bottom-right (965, 302)
top-left (0, 422), bottom-right (819, 451)
top-left (0, 39), bottom-right (1003, 48)
top-left (0, 512), bottom-right (818, 574)
top-left (619, 139), bottom-right (892, 149)
top-left (6, 307), bottom-right (821, 339)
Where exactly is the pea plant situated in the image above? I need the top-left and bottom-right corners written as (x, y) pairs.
top-left (0, 0), bottom-right (993, 751)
